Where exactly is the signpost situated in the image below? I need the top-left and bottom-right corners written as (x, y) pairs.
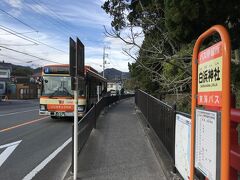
top-left (175, 114), bottom-right (191, 180)
top-left (97, 85), bottom-right (100, 102)
top-left (190, 25), bottom-right (231, 180)
top-left (195, 109), bottom-right (220, 180)
top-left (76, 38), bottom-right (85, 78)
top-left (198, 42), bottom-right (223, 107)
top-left (69, 37), bottom-right (85, 180)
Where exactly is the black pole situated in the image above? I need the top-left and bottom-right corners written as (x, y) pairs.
top-left (71, 125), bottom-right (74, 173)
top-left (172, 103), bottom-right (177, 174)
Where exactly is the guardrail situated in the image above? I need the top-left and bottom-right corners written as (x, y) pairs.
top-left (71, 94), bottom-right (135, 172)
top-left (135, 89), bottom-right (240, 179)
top-left (135, 90), bottom-right (191, 162)
top-left (202, 96), bottom-right (240, 179)
top-left (226, 97), bottom-right (240, 179)
top-left (135, 89), bottom-right (177, 159)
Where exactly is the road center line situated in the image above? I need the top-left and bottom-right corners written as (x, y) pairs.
top-left (0, 109), bottom-right (38, 117)
top-left (23, 137), bottom-right (72, 180)
top-left (0, 116), bottom-right (49, 133)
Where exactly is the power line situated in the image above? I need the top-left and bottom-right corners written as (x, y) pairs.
top-left (30, 0), bottom-right (73, 34)
top-left (0, 8), bottom-right (38, 33)
top-left (0, 25), bottom-right (38, 45)
top-left (0, 53), bottom-right (33, 63)
top-left (0, 25), bottom-right (67, 53)
top-left (0, 43), bottom-right (38, 46)
top-left (25, 0), bottom-right (74, 37)
top-left (0, 53), bottom-right (42, 68)
top-left (0, 46), bottom-right (63, 64)
top-left (0, 31), bottom-right (37, 35)
top-left (0, 7), bottom-right (67, 53)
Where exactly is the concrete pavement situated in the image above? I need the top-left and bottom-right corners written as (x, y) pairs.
top-left (65, 98), bottom-right (167, 180)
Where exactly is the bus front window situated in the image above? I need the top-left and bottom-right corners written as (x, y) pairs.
top-left (42, 76), bottom-right (85, 97)
top-left (42, 76), bottom-right (73, 97)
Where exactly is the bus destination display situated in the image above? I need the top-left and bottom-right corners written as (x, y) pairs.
top-left (44, 66), bottom-right (69, 74)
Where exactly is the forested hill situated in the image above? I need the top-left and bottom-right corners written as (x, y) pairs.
top-left (102, 68), bottom-right (129, 81)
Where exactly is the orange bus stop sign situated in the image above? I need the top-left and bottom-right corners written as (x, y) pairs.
top-left (190, 25), bottom-right (231, 180)
top-left (198, 42), bottom-right (223, 107)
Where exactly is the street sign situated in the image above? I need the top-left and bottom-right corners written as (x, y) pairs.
top-left (76, 38), bottom-right (84, 78)
top-left (69, 37), bottom-right (76, 78)
top-left (195, 109), bottom-right (220, 180)
top-left (70, 37), bottom-right (85, 91)
top-left (175, 114), bottom-right (191, 180)
top-left (198, 42), bottom-right (223, 106)
top-left (69, 37), bottom-right (85, 180)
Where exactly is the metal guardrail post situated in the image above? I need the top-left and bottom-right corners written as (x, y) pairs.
top-left (94, 104), bottom-right (97, 129)
top-left (172, 103), bottom-right (177, 174)
top-left (147, 94), bottom-right (149, 121)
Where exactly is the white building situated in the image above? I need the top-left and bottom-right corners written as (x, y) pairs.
top-left (0, 62), bottom-right (12, 95)
top-left (107, 81), bottom-right (122, 95)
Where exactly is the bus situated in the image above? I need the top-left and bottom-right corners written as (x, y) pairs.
top-left (39, 64), bottom-right (107, 119)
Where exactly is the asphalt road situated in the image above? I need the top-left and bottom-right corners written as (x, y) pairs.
top-left (0, 99), bottom-right (73, 180)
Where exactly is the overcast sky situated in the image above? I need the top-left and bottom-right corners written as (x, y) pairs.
top-left (0, 0), bottom-right (136, 72)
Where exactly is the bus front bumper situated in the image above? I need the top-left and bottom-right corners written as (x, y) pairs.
top-left (39, 111), bottom-right (85, 117)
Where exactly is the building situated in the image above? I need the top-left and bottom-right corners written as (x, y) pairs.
top-left (107, 81), bottom-right (122, 95)
top-left (0, 62), bottom-right (12, 96)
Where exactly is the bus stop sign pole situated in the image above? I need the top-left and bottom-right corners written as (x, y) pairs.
top-left (69, 37), bottom-right (78, 180)
top-left (73, 79), bottom-right (78, 180)
top-left (190, 25), bottom-right (231, 180)
top-left (69, 37), bottom-right (85, 180)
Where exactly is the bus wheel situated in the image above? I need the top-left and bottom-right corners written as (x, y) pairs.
top-left (51, 116), bottom-right (57, 119)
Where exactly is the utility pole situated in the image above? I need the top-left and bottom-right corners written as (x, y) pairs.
top-left (103, 47), bottom-right (106, 78)
top-left (102, 46), bottom-right (110, 78)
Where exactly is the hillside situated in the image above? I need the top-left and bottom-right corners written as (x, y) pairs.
top-left (102, 68), bottom-right (129, 81)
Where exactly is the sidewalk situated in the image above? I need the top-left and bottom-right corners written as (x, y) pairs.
top-left (65, 98), bottom-right (167, 180)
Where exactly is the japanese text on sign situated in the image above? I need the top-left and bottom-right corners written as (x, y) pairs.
top-left (175, 114), bottom-right (191, 180)
top-left (197, 42), bottom-right (223, 106)
top-left (195, 109), bottom-right (218, 180)
top-left (198, 57), bottom-right (222, 92)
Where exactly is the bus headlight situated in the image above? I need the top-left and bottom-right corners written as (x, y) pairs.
top-left (78, 105), bottom-right (85, 112)
top-left (40, 104), bottom-right (46, 111)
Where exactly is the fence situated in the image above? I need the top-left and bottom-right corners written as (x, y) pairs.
top-left (135, 89), bottom-right (176, 159)
top-left (72, 94), bottom-right (134, 171)
top-left (135, 89), bottom-right (191, 162)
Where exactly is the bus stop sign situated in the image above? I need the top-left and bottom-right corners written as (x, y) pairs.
top-left (69, 37), bottom-right (85, 90)
top-left (69, 37), bottom-right (85, 78)
top-left (69, 37), bottom-right (76, 77)
top-left (198, 42), bottom-right (223, 107)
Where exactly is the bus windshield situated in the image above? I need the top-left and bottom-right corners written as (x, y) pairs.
top-left (42, 76), bottom-right (73, 97)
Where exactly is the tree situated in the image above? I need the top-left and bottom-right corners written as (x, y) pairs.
top-left (102, 0), bottom-right (191, 95)
top-left (102, 0), bottom-right (240, 110)
top-left (165, 0), bottom-right (240, 44)
top-left (11, 65), bottom-right (33, 76)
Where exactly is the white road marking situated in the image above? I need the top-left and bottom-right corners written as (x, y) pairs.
top-left (23, 137), bottom-right (72, 180)
top-left (0, 109), bottom-right (38, 117)
top-left (0, 140), bottom-right (22, 167)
